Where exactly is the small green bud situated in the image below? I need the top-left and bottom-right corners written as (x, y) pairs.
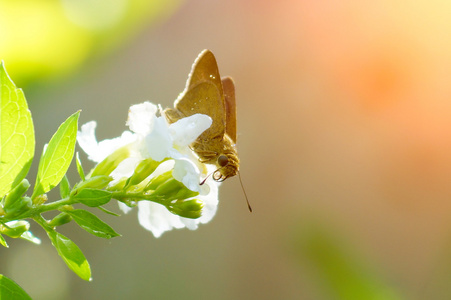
top-left (48, 212), bottom-right (72, 227)
top-left (91, 145), bottom-right (131, 177)
top-left (0, 221), bottom-right (30, 238)
top-left (4, 197), bottom-right (32, 218)
top-left (153, 178), bottom-right (184, 200)
top-left (151, 178), bottom-right (198, 202)
top-left (146, 171), bottom-right (173, 191)
top-left (33, 194), bottom-right (48, 205)
top-left (166, 199), bottom-right (203, 219)
top-left (3, 180), bottom-right (30, 209)
top-left (107, 177), bottom-right (127, 191)
top-left (126, 158), bottom-right (162, 188)
top-left (73, 175), bottom-right (113, 195)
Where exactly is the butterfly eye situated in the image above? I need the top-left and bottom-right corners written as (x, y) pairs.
top-left (218, 155), bottom-right (229, 167)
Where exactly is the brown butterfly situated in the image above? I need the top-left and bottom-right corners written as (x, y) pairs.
top-left (164, 50), bottom-right (251, 211)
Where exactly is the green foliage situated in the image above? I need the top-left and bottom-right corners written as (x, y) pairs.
top-left (97, 206), bottom-right (121, 217)
top-left (0, 61), bottom-right (209, 298)
top-left (0, 274), bottom-right (31, 300)
top-left (73, 189), bottom-right (112, 207)
top-left (0, 234), bottom-right (8, 248)
top-left (32, 111), bottom-right (80, 199)
top-left (76, 152), bottom-right (85, 181)
top-left (0, 63), bottom-right (35, 198)
top-left (66, 209), bottom-right (120, 239)
top-left (59, 175), bottom-right (71, 199)
top-left (47, 231), bottom-right (91, 281)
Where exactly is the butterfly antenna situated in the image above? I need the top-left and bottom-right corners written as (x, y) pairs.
top-left (238, 171), bottom-right (252, 212)
top-left (200, 171), bottom-right (213, 185)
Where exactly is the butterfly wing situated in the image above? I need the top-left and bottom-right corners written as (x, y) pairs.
top-left (221, 76), bottom-right (237, 143)
top-left (169, 50), bottom-right (226, 139)
top-left (173, 82), bottom-right (225, 140)
top-left (186, 49), bottom-right (223, 91)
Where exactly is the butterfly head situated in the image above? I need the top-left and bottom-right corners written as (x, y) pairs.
top-left (212, 154), bottom-right (239, 182)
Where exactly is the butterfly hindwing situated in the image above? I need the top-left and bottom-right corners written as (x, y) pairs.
top-left (221, 76), bottom-right (237, 143)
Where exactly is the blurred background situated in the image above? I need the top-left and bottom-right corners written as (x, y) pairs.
top-left (2, 0), bottom-right (451, 299)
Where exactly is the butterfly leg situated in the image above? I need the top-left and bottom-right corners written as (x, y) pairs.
top-left (195, 150), bottom-right (218, 164)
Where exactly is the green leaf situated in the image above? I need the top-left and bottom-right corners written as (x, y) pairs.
top-left (0, 234), bottom-right (8, 248)
top-left (75, 152), bottom-right (85, 181)
top-left (98, 205), bottom-right (120, 217)
top-left (0, 274), bottom-right (32, 300)
top-left (47, 231), bottom-right (91, 281)
top-left (32, 111), bottom-right (80, 199)
top-left (66, 209), bottom-right (120, 239)
top-left (59, 175), bottom-right (70, 199)
top-left (73, 188), bottom-right (112, 207)
top-left (0, 62), bottom-right (35, 198)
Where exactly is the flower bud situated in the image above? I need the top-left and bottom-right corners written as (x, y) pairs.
top-left (48, 212), bottom-right (72, 227)
top-left (72, 175), bottom-right (113, 195)
top-left (126, 158), bottom-right (162, 188)
top-left (166, 199), bottom-right (203, 219)
top-left (3, 179), bottom-right (30, 209)
top-left (0, 220), bottom-right (30, 238)
top-left (91, 145), bottom-right (131, 177)
top-left (153, 178), bottom-right (198, 201)
top-left (107, 177), bottom-right (128, 191)
top-left (4, 197), bottom-right (32, 218)
top-left (146, 171), bottom-right (173, 191)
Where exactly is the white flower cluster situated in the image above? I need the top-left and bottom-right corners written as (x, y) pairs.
top-left (77, 102), bottom-right (220, 237)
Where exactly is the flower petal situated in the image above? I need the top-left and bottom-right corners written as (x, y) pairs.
top-left (169, 114), bottom-right (212, 147)
top-left (173, 158), bottom-right (202, 192)
top-left (77, 121), bottom-right (100, 161)
top-left (118, 202), bottom-right (133, 214)
top-left (143, 117), bottom-right (172, 161)
top-left (137, 201), bottom-right (185, 238)
top-left (127, 102), bottom-right (157, 135)
top-left (110, 156), bottom-right (141, 183)
top-left (78, 101), bottom-right (221, 238)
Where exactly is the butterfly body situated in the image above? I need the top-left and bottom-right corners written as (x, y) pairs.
top-left (190, 134), bottom-right (239, 181)
top-left (164, 50), bottom-right (239, 182)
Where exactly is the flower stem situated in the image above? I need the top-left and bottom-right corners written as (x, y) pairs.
top-left (2, 197), bottom-right (73, 223)
top-left (33, 214), bottom-right (53, 232)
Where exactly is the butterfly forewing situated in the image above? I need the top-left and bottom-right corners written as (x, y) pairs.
top-left (173, 81), bottom-right (226, 139)
top-left (187, 50), bottom-right (223, 91)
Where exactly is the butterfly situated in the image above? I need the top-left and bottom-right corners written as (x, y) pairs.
top-left (164, 50), bottom-right (251, 211)
top-left (164, 49), bottom-right (239, 182)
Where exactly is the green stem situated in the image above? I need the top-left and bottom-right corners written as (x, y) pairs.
top-left (33, 214), bottom-right (53, 232)
top-left (34, 197), bottom-right (73, 214)
top-left (2, 197), bottom-right (73, 223)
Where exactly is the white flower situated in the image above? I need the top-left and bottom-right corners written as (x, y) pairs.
top-left (77, 101), bottom-right (220, 237)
